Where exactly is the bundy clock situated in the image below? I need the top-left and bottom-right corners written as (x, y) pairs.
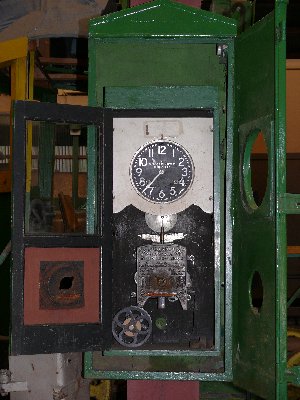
top-left (130, 140), bottom-right (194, 203)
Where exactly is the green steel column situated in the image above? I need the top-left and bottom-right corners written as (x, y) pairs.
top-left (72, 135), bottom-right (79, 207)
top-left (38, 122), bottom-right (55, 199)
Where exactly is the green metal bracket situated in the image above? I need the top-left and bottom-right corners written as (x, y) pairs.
top-left (211, 0), bottom-right (254, 33)
top-left (278, 193), bottom-right (300, 214)
top-left (287, 287), bottom-right (300, 308)
top-left (286, 367), bottom-right (300, 386)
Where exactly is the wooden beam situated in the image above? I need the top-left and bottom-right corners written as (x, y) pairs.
top-left (48, 74), bottom-right (87, 80)
top-left (286, 59), bottom-right (300, 70)
top-left (39, 57), bottom-right (87, 66)
top-left (0, 37), bottom-right (28, 64)
top-left (288, 246), bottom-right (300, 255)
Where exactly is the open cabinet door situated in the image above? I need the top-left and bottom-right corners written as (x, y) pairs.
top-left (11, 101), bottom-right (113, 355)
top-left (232, 2), bottom-right (287, 399)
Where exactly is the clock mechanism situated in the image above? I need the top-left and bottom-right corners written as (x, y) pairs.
top-left (112, 118), bottom-right (214, 350)
top-left (130, 140), bottom-right (194, 203)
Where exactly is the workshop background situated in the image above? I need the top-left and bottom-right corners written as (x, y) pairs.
top-left (0, 0), bottom-right (300, 399)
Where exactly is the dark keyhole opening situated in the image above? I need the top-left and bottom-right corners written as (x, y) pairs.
top-left (59, 276), bottom-right (74, 290)
top-left (250, 271), bottom-right (264, 313)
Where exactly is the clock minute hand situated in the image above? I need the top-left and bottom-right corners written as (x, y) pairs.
top-left (142, 169), bottom-right (164, 194)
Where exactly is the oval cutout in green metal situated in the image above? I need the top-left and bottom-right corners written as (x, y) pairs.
top-left (243, 130), bottom-right (268, 210)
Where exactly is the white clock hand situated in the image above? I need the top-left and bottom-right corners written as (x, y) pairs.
top-left (142, 169), bottom-right (164, 194)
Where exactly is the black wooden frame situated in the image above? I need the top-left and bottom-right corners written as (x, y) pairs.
top-left (11, 101), bottom-right (113, 354)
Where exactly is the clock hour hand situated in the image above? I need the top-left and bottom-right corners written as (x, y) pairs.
top-left (142, 169), bottom-right (164, 194)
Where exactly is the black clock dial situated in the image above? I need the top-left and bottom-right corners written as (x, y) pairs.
top-left (130, 140), bottom-right (194, 203)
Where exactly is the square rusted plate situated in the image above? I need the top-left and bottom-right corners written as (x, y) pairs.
top-left (39, 260), bottom-right (85, 310)
top-left (24, 247), bottom-right (100, 325)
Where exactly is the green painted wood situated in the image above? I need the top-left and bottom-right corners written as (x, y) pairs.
top-left (87, 0), bottom-right (233, 378)
top-left (87, 4), bottom-right (233, 245)
top-left (275, 1), bottom-right (288, 399)
top-left (92, 42), bottom-right (227, 107)
top-left (84, 350), bottom-right (232, 381)
top-left (87, 0), bottom-right (287, 392)
top-left (85, 82), bottom-right (230, 380)
top-left (89, 0), bottom-right (237, 38)
top-left (232, 11), bottom-right (279, 400)
top-left (104, 86), bottom-right (219, 109)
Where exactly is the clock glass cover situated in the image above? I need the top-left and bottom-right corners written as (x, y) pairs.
top-left (130, 140), bottom-right (194, 203)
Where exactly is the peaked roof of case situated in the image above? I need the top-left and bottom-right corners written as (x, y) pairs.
top-left (89, 0), bottom-right (237, 38)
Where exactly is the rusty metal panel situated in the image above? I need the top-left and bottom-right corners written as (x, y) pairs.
top-left (24, 247), bottom-right (100, 325)
top-left (39, 261), bottom-right (85, 310)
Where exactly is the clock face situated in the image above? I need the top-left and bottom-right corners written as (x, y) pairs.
top-left (130, 140), bottom-right (194, 203)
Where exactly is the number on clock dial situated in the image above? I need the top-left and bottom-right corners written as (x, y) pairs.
top-left (130, 141), bottom-right (194, 203)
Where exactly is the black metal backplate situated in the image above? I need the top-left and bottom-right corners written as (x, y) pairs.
top-left (108, 108), bottom-right (215, 350)
top-left (112, 204), bottom-right (215, 349)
